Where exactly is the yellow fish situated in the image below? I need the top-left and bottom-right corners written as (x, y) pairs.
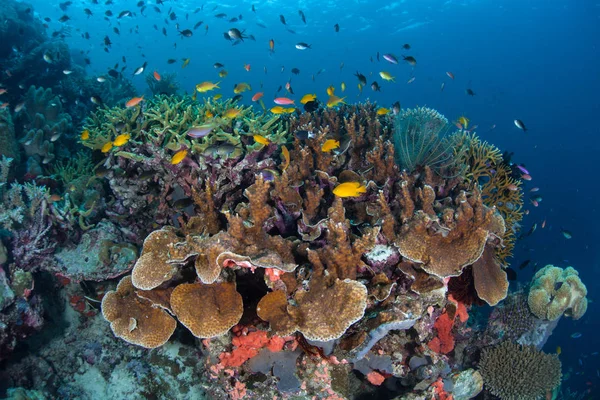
top-left (81, 129), bottom-right (90, 140)
top-left (182, 58), bottom-right (191, 68)
top-left (205, 110), bottom-right (214, 118)
top-left (213, 94), bottom-right (222, 100)
top-left (270, 106), bottom-right (286, 114)
top-left (326, 85), bottom-right (335, 96)
top-left (218, 69), bottom-right (228, 78)
top-left (333, 182), bottom-right (367, 198)
top-left (281, 145), bottom-right (290, 171)
top-left (253, 135), bottom-right (270, 146)
top-left (341, 82), bottom-right (346, 92)
top-left (458, 116), bottom-right (469, 129)
top-left (196, 81), bottom-right (220, 93)
top-left (377, 108), bottom-right (390, 116)
top-left (556, 346), bottom-right (561, 355)
top-left (113, 133), bottom-right (130, 147)
top-left (171, 149), bottom-right (188, 165)
top-left (321, 139), bottom-right (340, 152)
top-left (300, 93), bottom-right (317, 104)
top-left (283, 107), bottom-right (296, 114)
top-left (379, 71), bottom-right (395, 82)
top-left (326, 95), bottom-right (346, 108)
top-left (234, 82), bottom-right (251, 94)
top-left (358, 83), bottom-right (363, 94)
top-left (223, 108), bottom-right (241, 119)
top-left (101, 141), bottom-right (113, 153)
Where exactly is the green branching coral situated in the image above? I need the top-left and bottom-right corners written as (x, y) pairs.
top-left (479, 341), bottom-right (561, 400)
top-left (82, 95), bottom-right (287, 160)
top-left (528, 265), bottom-right (588, 321)
top-left (48, 151), bottom-right (94, 185)
top-left (393, 107), bottom-right (465, 176)
top-left (146, 72), bottom-right (180, 96)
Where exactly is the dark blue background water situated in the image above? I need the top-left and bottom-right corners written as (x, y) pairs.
top-left (29, 0), bottom-right (600, 393)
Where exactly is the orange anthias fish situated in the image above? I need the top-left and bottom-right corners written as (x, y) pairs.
top-left (274, 97), bottom-right (294, 105)
top-left (126, 96), bottom-right (144, 108)
top-left (333, 182), bottom-right (367, 198)
top-left (153, 71), bottom-right (161, 81)
top-left (252, 92), bottom-right (264, 102)
top-left (244, 64), bottom-right (251, 72)
top-left (269, 39), bottom-right (275, 53)
top-left (321, 139), bottom-right (340, 152)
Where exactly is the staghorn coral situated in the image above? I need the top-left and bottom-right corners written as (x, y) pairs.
top-left (527, 265), bottom-right (588, 321)
top-left (101, 275), bottom-right (177, 349)
top-left (479, 341), bottom-right (561, 400)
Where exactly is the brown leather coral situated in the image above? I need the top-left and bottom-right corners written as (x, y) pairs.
top-left (289, 278), bottom-right (368, 341)
top-left (472, 246), bottom-right (509, 306)
top-left (101, 276), bottom-right (176, 349)
top-left (131, 227), bottom-right (186, 290)
top-left (170, 282), bottom-right (243, 338)
top-left (396, 189), bottom-right (505, 279)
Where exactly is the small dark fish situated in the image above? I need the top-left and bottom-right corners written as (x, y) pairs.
top-left (561, 228), bottom-right (572, 239)
top-left (215, 13), bottom-right (227, 18)
top-left (173, 198), bottom-right (194, 211)
top-left (90, 95), bottom-right (103, 105)
top-left (84, 8), bottom-right (93, 17)
top-left (232, 94), bottom-right (243, 102)
top-left (354, 71), bottom-right (367, 86)
top-left (303, 100), bottom-right (319, 112)
top-left (295, 42), bottom-right (311, 50)
top-left (194, 21), bottom-right (203, 29)
top-left (169, 11), bottom-right (176, 20)
top-left (519, 223), bottom-right (537, 239)
top-left (229, 17), bottom-right (238, 22)
top-left (108, 69), bottom-right (119, 78)
top-left (137, 1), bottom-right (144, 7)
top-left (179, 29), bottom-right (193, 37)
top-left (276, 85), bottom-right (282, 93)
top-left (334, 23), bottom-right (340, 32)
top-left (371, 81), bottom-right (381, 91)
top-left (59, 1), bottom-right (72, 11)
top-left (291, 68), bottom-right (300, 75)
top-left (118, 10), bottom-right (131, 18)
top-left (505, 267), bottom-right (517, 281)
top-left (59, 14), bottom-right (70, 22)
top-left (113, 27), bottom-right (120, 35)
top-left (402, 43), bottom-right (411, 50)
top-left (571, 332), bottom-right (582, 339)
top-left (295, 130), bottom-right (315, 140)
top-left (392, 101), bottom-right (401, 115)
top-left (299, 10), bottom-right (306, 24)
top-left (466, 88), bottom-right (476, 96)
top-left (514, 119), bottom-right (528, 131)
top-left (153, 6), bottom-right (161, 13)
top-left (252, 5), bottom-right (256, 12)
top-left (228, 28), bottom-right (245, 41)
top-left (376, 51), bottom-right (380, 62)
top-left (167, 59), bottom-right (176, 64)
top-left (280, 15), bottom-right (286, 25)
top-left (402, 55), bottom-right (417, 66)
top-left (286, 28), bottom-right (296, 34)
top-left (104, 36), bottom-right (112, 46)
top-left (105, 10), bottom-right (113, 17)
top-left (162, 27), bottom-right (167, 36)
top-left (518, 260), bottom-right (531, 270)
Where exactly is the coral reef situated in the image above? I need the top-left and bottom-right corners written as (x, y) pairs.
top-left (146, 72), bottom-right (180, 96)
top-left (478, 341), bottom-right (561, 400)
top-left (527, 265), bottom-right (588, 321)
top-left (0, 109), bottom-right (19, 162)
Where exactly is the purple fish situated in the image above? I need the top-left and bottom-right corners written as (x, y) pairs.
top-left (516, 164), bottom-right (530, 175)
top-left (382, 53), bottom-right (398, 64)
top-left (186, 124), bottom-right (215, 138)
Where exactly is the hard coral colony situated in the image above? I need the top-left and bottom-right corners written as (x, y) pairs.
top-left (0, 0), bottom-right (590, 398)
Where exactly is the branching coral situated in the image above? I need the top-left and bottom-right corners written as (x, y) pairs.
top-left (146, 72), bottom-right (180, 96)
top-left (479, 341), bottom-right (561, 400)
top-left (527, 265), bottom-right (588, 321)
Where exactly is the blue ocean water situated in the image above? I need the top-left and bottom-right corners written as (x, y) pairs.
top-left (3, 0), bottom-right (600, 396)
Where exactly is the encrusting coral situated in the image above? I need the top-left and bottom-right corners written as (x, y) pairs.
top-left (478, 341), bottom-right (561, 400)
top-left (527, 264), bottom-right (588, 321)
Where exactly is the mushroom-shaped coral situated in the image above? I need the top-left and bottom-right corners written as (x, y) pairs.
top-left (479, 341), bottom-right (561, 400)
top-left (101, 276), bottom-right (177, 349)
top-left (131, 227), bottom-right (186, 290)
top-left (170, 281), bottom-right (243, 338)
top-left (289, 278), bottom-right (368, 341)
top-left (527, 265), bottom-right (588, 321)
top-left (396, 188), bottom-right (505, 279)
